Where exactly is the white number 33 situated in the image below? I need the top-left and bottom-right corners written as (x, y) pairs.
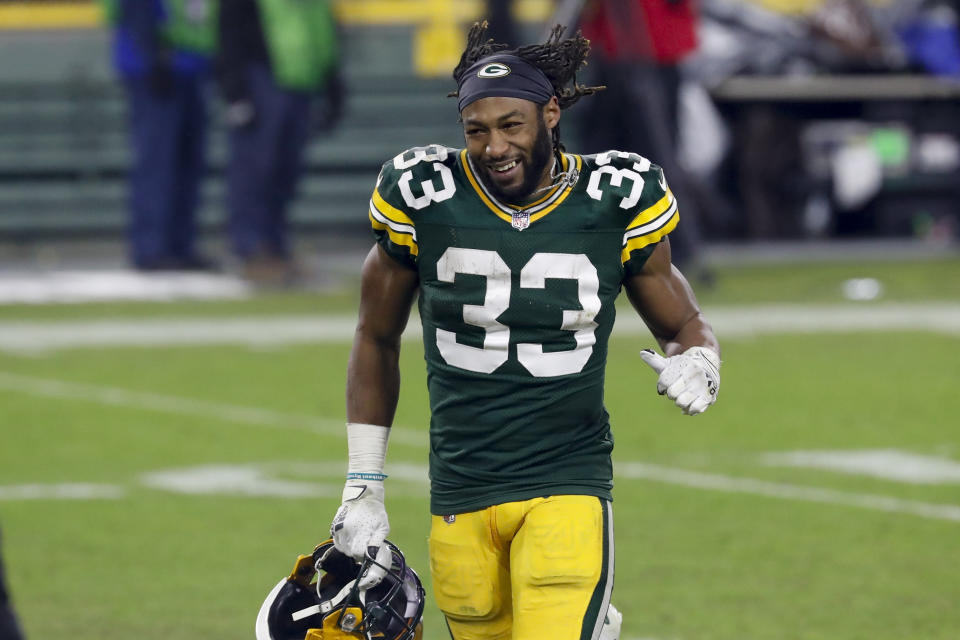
top-left (586, 150), bottom-right (651, 209)
top-left (435, 248), bottom-right (601, 377)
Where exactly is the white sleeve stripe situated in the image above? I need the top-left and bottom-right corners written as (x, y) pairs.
top-left (369, 199), bottom-right (417, 241)
top-left (621, 199), bottom-right (678, 245)
top-left (624, 189), bottom-right (674, 230)
top-left (588, 500), bottom-right (615, 640)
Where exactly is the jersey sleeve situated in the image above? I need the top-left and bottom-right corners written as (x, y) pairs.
top-left (368, 157), bottom-right (419, 268)
top-left (620, 159), bottom-right (679, 276)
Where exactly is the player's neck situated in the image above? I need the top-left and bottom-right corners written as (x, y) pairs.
top-left (522, 152), bottom-right (565, 203)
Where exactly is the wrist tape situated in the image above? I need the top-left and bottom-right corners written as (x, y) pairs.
top-left (346, 423), bottom-right (390, 481)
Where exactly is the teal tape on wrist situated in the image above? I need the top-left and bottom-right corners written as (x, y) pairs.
top-left (346, 472), bottom-right (388, 481)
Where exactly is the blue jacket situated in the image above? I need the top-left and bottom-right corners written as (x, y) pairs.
top-left (110, 0), bottom-right (209, 77)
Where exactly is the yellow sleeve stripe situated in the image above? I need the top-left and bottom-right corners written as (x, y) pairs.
top-left (369, 209), bottom-right (419, 257)
top-left (620, 208), bottom-right (679, 264)
top-left (371, 189), bottom-right (415, 227)
top-left (626, 190), bottom-right (674, 230)
top-left (369, 193), bottom-right (418, 257)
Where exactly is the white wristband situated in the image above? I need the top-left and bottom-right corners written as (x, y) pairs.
top-left (346, 422), bottom-right (390, 481)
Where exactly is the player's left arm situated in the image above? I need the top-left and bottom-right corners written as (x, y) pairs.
top-left (624, 238), bottom-right (721, 415)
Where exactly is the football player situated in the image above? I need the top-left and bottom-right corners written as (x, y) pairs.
top-left (330, 22), bottom-right (721, 640)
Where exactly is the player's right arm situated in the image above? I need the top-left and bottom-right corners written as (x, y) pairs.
top-left (346, 243), bottom-right (419, 427)
top-left (331, 187), bottom-right (419, 587)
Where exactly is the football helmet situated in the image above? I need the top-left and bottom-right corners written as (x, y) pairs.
top-left (255, 539), bottom-right (424, 640)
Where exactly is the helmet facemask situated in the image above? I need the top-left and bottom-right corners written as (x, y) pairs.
top-left (256, 539), bottom-right (424, 640)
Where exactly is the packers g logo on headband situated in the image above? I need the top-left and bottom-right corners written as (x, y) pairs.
top-left (477, 63), bottom-right (511, 78)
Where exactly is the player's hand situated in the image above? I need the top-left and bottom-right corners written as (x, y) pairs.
top-left (599, 603), bottom-right (623, 640)
top-left (640, 346), bottom-right (720, 415)
top-left (330, 477), bottom-right (390, 589)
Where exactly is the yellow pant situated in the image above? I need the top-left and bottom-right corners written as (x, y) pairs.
top-left (428, 495), bottom-right (614, 640)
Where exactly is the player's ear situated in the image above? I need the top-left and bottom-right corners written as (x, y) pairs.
top-left (542, 96), bottom-right (561, 130)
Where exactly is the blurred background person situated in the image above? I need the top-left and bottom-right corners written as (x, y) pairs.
top-left (684, 0), bottom-right (960, 243)
top-left (578, 0), bottom-right (708, 277)
top-left (217, 0), bottom-right (344, 287)
top-left (0, 527), bottom-right (24, 640)
top-left (894, 0), bottom-right (960, 78)
top-left (101, 0), bottom-right (218, 272)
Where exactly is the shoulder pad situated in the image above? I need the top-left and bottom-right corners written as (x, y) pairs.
top-left (581, 151), bottom-right (678, 271)
top-left (375, 144), bottom-right (460, 210)
top-left (581, 149), bottom-right (671, 215)
top-left (370, 145), bottom-right (460, 265)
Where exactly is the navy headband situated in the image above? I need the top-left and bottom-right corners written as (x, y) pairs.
top-left (457, 54), bottom-right (555, 113)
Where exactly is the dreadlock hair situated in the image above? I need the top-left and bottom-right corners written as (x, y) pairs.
top-left (449, 21), bottom-right (605, 152)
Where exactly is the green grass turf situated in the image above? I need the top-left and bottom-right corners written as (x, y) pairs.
top-left (0, 255), bottom-right (957, 322)
top-left (693, 256), bottom-right (960, 306)
top-left (1, 330), bottom-right (958, 639)
top-left (1, 257), bottom-right (959, 639)
top-left (0, 288), bottom-right (362, 321)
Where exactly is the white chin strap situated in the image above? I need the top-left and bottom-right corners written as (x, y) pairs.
top-left (290, 578), bottom-right (362, 622)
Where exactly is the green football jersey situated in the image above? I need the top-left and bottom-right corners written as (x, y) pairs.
top-left (368, 145), bottom-right (679, 515)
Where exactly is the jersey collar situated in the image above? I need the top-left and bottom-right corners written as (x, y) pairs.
top-left (460, 149), bottom-right (582, 227)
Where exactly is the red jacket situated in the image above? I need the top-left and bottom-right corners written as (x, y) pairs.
top-left (580, 0), bottom-right (699, 63)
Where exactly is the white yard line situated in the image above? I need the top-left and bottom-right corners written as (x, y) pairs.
top-left (761, 449), bottom-right (960, 484)
top-left (0, 270), bottom-right (250, 304)
top-left (0, 315), bottom-right (359, 354)
top-left (618, 462), bottom-right (960, 523)
top-left (0, 483), bottom-right (125, 500)
top-left (1, 301), bottom-right (958, 517)
top-left (698, 303), bottom-right (960, 336)
top-left (0, 303), bottom-right (958, 354)
top-left (0, 371), bottom-right (427, 447)
top-left (3, 455), bottom-right (958, 525)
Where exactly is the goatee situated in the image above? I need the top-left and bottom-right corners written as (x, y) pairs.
top-left (483, 118), bottom-right (554, 204)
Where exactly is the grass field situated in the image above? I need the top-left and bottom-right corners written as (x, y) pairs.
top-left (1, 255), bottom-right (959, 640)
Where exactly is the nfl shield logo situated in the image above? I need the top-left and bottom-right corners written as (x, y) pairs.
top-left (443, 514), bottom-right (456, 524)
top-left (511, 210), bottom-right (530, 231)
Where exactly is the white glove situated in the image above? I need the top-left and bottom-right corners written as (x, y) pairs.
top-left (330, 423), bottom-right (391, 590)
top-left (640, 346), bottom-right (720, 415)
top-left (599, 603), bottom-right (623, 640)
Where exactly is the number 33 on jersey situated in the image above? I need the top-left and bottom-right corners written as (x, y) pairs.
top-left (368, 145), bottom-right (679, 380)
top-left (370, 145), bottom-right (680, 513)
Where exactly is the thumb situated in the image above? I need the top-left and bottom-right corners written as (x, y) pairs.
top-left (358, 543), bottom-right (392, 591)
top-left (639, 349), bottom-right (668, 374)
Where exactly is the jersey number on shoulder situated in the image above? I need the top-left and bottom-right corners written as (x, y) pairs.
top-left (586, 150), bottom-right (651, 209)
top-left (435, 247), bottom-right (600, 377)
top-left (393, 145), bottom-right (456, 210)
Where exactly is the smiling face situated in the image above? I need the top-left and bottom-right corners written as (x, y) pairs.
top-left (461, 96), bottom-right (561, 204)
